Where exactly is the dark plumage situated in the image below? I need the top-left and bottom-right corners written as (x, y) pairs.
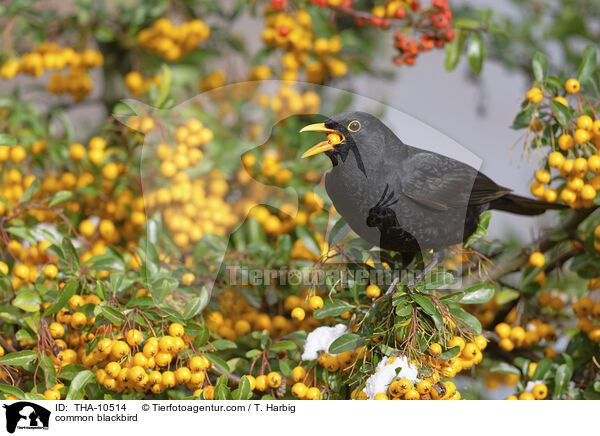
top-left (300, 111), bottom-right (566, 281)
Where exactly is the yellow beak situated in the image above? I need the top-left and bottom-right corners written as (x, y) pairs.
top-left (299, 123), bottom-right (343, 158)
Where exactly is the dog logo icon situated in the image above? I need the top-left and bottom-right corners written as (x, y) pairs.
top-left (3, 402), bottom-right (51, 433)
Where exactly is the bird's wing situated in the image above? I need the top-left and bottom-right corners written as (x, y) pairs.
top-left (399, 150), bottom-right (511, 211)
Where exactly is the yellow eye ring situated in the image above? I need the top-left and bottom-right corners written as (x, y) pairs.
top-left (348, 120), bottom-right (361, 132)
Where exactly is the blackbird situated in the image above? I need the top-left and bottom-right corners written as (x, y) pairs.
top-left (300, 111), bottom-right (567, 290)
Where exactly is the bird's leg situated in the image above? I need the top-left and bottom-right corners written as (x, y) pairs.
top-left (407, 249), bottom-right (446, 290)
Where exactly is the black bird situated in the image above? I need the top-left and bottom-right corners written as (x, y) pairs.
top-left (300, 111), bottom-right (567, 291)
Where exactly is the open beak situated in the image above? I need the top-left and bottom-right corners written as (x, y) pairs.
top-left (299, 123), bottom-right (344, 158)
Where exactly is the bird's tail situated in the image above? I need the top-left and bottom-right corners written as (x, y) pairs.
top-left (490, 193), bottom-right (569, 216)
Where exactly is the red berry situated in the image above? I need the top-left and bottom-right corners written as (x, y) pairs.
top-left (421, 36), bottom-right (434, 50)
top-left (445, 27), bottom-right (456, 41)
top-left (432, 0), bottom-right (448, 9)
top-left (316, 0), bottom-right (327, 6)
top-left (405, 56), bottom-right (416, 65)
top-left (370, 15), bottom-right (384, 27)
top-left (271, 0), bottom-right (285, 9)
top-left (394, 6), bottom-right (406, 18)
top-left (411, 1), bottom-right (421, 11)
top-left (355, 17), bottom-right (368, 26)
top-left (278, 26), bottom-right (290, 36)
top-left (432, 14), bottom-right (449, 29)
top-left (400, 38), bottom-right (412, 52)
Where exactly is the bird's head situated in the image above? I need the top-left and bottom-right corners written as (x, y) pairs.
top-left (300, 111), bottom-right (387, 175)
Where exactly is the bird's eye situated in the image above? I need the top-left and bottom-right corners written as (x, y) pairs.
top-left (348, 120), bottom-right (361, 132)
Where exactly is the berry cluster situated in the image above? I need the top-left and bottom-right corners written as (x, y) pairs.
top-left (524, 78), bottom-right (600, 208)
top-left (124, 72), bottom-right (163, 96)
top-left (205, 292), bottom-right (327, 343)
top-left (0, 42), bottom-right (103, 101)
top-left (138, 18), bottom-right (210, 61)
top-left (392, 1), bottom-right (455, 65)
top-left (494, 321), bottom-right (556, 352)
top-left (301, 0), bottom-right (454, 67)
top-left (262, 9), bottom-right (347, 83)
top-left (256, 84), bottom-right (321, 121)
top-left (573, 296), bottom-right (600, 342)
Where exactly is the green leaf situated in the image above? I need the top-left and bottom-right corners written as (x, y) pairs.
top-left (278, 360), bottom-right (292, 377)
top-left (532, 358), bottom-right (553, 381)
top-left (232, 376), bottom-right (252, 400)
top-left (98, 304), bottom-right (127, 325)
top-left (13, 291), bottom-right (41, 312)
top-left (583, 385), bottom-right (600, 399)
top-left (313, 300), bottom-right (353, 319)
top-left (551, 100), bottom-right (570, 126)
top-left (205, 353), bottom-right (230, 373)
top-left (0, 134), bottom-right (17, 146)
top-left (554, 363), bottom-right (573, 399)
top-left (328, 333), bottom-right (364, 354)
top-left (0, 350), bottom-right (37, 367)
top-left (0, 384), bottom-right (26, 399)
top-left (438, 346), bottom-right (460, 360)
top-left (489, 361), bottom-right (521, 375)
top-left (495, 288), bottom-right (519, 305)
top-left (511, 104), bottom-right (536, 130)
top-left (447, 303), bottom-right (482, 335)
top-left (424, 271), bottom-right (455, 289)
top-left (413, 293), bottom-right (444, 331)
top-left (453, 18), bottom-right (480, 30)
top-left (444, 29), bottom-right (466, 71)
top-left (215, 375), bottom-right (231, 400)
top-left (467, 33), bottom-right (486, 74)
top-left (66, 370), bottom-right (95, 399)
top-left (49, 190), bottom-right (73, 207)
top-left (513, 357), bottom-right (531, 378)
top-left (296, 225), bottom-right (321, 256)
top-left (577, 45), bottom-right (597, 83)
top-left (156, 63), bottom-right (172, 108)
top-left (211, 339), bottom-right (237, 350)
top-left (187, 322), bottom-right (209, 346)
top-left (57, 364), bottom-right (89, 381)
top-left (45, 277), bottom-right (78, 315)
top-left (465, 211), bottom-right (492, 246)
top-left (19, 178), bottom-right (40, 204)
top-left (182, 287), bottom-right (209, 320)
top-left (328, 217), bottom-right (350, 248)
top-left (271, 341), bottom-right (297, 352)
top-left (458, 284), bottom-right (494, 304)
top-left (532, 51), bottom-right (549, 82)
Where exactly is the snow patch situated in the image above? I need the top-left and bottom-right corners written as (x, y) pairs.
top-left (301, 324), bottom-right (347, 361)
top-left (364, 356), bottom-right (420, 399)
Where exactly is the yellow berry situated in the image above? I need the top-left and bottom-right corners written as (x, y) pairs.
top-left (564, 78), bottom-right (580, 93)
top-left (529, 252), bottom-right (545, 268)
top-left (366, 284), bottom-right (381, 298)
top-left (309, 296), bottom-right (324, 310)
top-left (291, 307), bottom-right (305, 321)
